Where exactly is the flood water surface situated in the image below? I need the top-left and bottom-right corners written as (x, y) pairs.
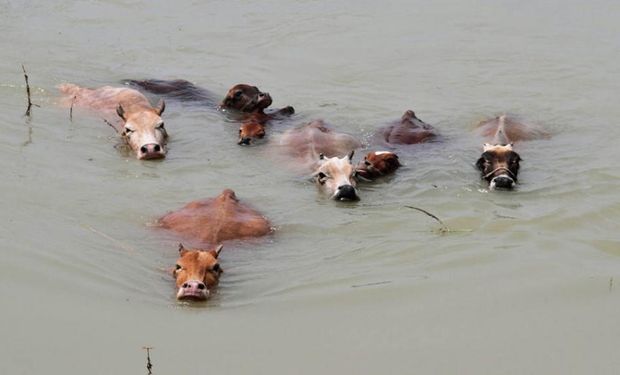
top-left (1, 1), bottom-right (620, 374)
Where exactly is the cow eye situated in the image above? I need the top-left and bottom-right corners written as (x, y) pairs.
top-left (364, 160), bottom-right (371, 166)
top-left (316, 172), bottom-right (328, 184)
top-left (234, 90), bottom-right (243, 98)
top-left (124, 127), bottom-right (135, 134)
top-left (157, 122), bottom-right (165, 129)
top-left (175, 264), bottom-right (181, 271)
top-left (212, 264), bottom-right (221, 272)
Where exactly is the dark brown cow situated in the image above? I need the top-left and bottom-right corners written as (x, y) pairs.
top-left (475, 115), bottom-right (549, 190)
top-left (376, 110), bottom-right (438, 145)
top-left (355, 151), bottom-right (401, 181)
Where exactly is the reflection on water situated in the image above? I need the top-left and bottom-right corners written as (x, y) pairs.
top-left (1, 0), bottom-right (620, 374)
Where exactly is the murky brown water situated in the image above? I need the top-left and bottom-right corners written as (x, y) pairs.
top-left (1, 1), bottom-right (619, 374)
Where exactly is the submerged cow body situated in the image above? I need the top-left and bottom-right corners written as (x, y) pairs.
top-left (276, 120), bottom-right (362, 200)
top-left (475, 114), bottom-right (549, 190)
top-left (126, 79), bottom-right (294, 145)
top-left (375, 110), bottom-right (438, 146)
top-left (58, 84), bottom-right (167, 160)
top-left (158, 189), bottom-right (272, 246)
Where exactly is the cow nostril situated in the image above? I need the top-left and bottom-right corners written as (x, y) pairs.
top-left (182, 283), bottom-right (189, 288)
top-left (153, 144), bottom-right (161, 152)
top-left (335, 185), bottom-right (358, 200)
top-left (197, 283), bottom-right (206, 290)
top-left (140, 146), bottom-right (148, 154)
top-left (492, 176), bottom-right (515, 189)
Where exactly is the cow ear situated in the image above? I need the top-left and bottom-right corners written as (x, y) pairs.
top-left (116, 104), bottom-right (126, 120)
top-left (348, 150), bottom-right (355, 161)
top-left (178, 243), bottom-right (187, 255)
top-left (319, 153), bottom-right (325, 160)
top-left (155, 99), bottom-right (165, 115)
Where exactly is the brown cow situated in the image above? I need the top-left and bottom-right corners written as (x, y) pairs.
top-left (376, 110), bottom-right (438, 145)
top-left (58, 83), bottom-right (167, 160)
top-left (174, 243), bottom-right (223, 301)
top-left (475, 114), bottom-right (549, 190)
top-left (355, 151), bottom-right (401, 181)
top-left (221, 84), bottom-right (295, 145)
top-left (158, 189), bottom-right (272, 246)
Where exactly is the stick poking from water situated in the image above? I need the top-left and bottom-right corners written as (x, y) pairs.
top-left (404, 206), bottom-right (473, 234)
top-left (404, 205), bottom-right (457, 234)
top-left (102, 118), bottom-right (119, 134)
top-left (21, 64), bottom-right (39, 116)
top-left (143, 347), bottom-right (153, 375)
top-left (69, 95), bottom-right (76, 121)
top-left (405, 205), bottom-right (448, 231)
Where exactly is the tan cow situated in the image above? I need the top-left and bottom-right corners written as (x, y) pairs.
top-left (313, 151), bottom-right (359, 201)
top-left (276, 120), bottom-right (362, 201)
top-left (58, 83), bottom-right (167, 160)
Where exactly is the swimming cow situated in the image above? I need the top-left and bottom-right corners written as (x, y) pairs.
top-left (174, 243), bottom-right (223, 301)
top-left (276, 120), bottom-right (362, 201)
top-left (58, 84), bottom-right (168, 160)
top-left (475, 114), bottom-right (549, 190)
top-left (355, 151), bottom-right (401, 181)
top-left (220, 84), bottom-right (295, 145)
top-left (375, 110), bottom-right (438, 145)
top-left (160, 189), bottom-right (271, 301)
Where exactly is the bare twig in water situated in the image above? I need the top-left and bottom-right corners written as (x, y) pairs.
top-left (102, 118), bottom-right (119, 134)
top-left (21, 64), bottom-right (39, 116)
top-left (352, 281), bottom-right (392, 288)
top-left (405, 205), bottom-right (450, 233)
top-left (404, 206), bottom-right (473, 234)
top-left (69, 95), bottom-right (76, 121)
top-left (143, 347), bottom-right (153, 375)
top-left (610, 277), bottom-right (614, 293)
